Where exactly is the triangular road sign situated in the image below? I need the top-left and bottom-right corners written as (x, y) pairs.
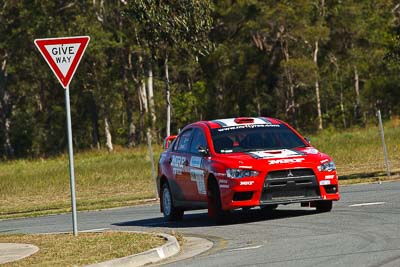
top-left (34, 36), bottom-right (90, 88)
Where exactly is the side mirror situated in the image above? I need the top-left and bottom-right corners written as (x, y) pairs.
top-left (305, 137), bottom-right (311, 144)
top-left (197, 145), bottom-right (209, 156)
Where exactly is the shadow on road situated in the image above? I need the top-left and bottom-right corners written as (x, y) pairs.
top-left (113, 208), bottom-right (317, 228)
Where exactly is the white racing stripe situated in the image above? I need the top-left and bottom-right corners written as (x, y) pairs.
top-left (349, 202), bottom-right (386, 207)
top-left (214, 118), bottom-right (270, 126)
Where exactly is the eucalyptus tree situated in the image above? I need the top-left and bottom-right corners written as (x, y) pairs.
top-left (325, 0), bottom-right (396, 126)
top-left (127, 0), bottom-right (213, 137)
top-left (0, 1), bottom-right (15, 157)
top-left (0, 1), bottom-right (75, 157)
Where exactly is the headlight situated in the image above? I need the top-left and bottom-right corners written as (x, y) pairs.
top-left (226, 169), bottom-right (259, 178)
top-left (318, 161), bottom-right (336, 172)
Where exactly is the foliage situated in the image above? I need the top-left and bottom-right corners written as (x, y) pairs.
top-left (0, 1), bottom-right (400, 158)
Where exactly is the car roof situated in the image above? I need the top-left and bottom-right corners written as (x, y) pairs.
top-left (188, 117), bottom-right (284, 130)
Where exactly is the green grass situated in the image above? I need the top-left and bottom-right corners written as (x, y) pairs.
top-left (0, 232), bottom-right (165, 266)
top-left (0, 122), bottom-right (399, 219)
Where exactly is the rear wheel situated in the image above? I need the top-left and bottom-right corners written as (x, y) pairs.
top-left (209, 180), bottom-right (230, 225)
top-left (316, 200), bottom-right (333, 212)
top-left (162, 183), bottom-right (184, 221)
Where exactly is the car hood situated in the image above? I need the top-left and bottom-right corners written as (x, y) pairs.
top-left (213, 147), bottom-right (330, 170)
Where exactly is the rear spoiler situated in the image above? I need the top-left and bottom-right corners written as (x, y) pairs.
top-left (163, 135), bottom-right (177, 149)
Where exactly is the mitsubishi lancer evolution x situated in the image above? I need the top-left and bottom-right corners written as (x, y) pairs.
top-left (157, 117), bottom-right (340, 224)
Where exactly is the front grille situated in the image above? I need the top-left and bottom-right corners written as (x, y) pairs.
top-left (260, 168), bottom-right (320, 203)
top-left (233, 191), bottom-right (254, 201)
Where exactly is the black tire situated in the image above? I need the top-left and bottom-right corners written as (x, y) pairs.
top-left (260, 204), bottom-right (278, 212)
top-left (161, 183), bottom-right (184, 221)
top-left (209, 180), bottom-right (230, 225)
top-left (316, 200), bottom-right (333, 212)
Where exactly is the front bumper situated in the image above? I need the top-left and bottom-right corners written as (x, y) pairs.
top-left (219, 168), bottom-right (340, 210)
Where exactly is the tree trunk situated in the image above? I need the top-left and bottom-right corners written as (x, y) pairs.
top-left (331, 55), bottom-right (346, 128)
top-left (340, 87), bottom-right (346, 128)
top-left (138, 79), bottom-right (147, 142)
top-left (353, 65), bottom-right (362, 124)
top-left (255, 87), bottom-right (261, 116)
top-left (313, 40), bottom-right (323, 130)
top-left (104, 116), bottom-right (113, 152)
top-left (0, 56), bottom-right (14, 157)
top-left (127, 53), bottom-right (145, 143)
top-left (123, 67), bottom-right (136, 148)
top-left (354, 66), bottom-right (360, 106)
top-left (89, 92), bottom-right (100, 149)
top-left (147, 62), bottom-right (156, 129)
top-left (281, 40), bottom-right (298, 128)
top-left (2, 117), bottom-right (13, 157)
top-left (165, 53), bottom-right (171, 137)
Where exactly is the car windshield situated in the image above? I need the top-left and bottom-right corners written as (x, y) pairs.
top-left (211, 124), bottom-right (307, 154)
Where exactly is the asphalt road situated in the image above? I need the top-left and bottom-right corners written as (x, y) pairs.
top-left (1, 181), bottom-right (400, 267)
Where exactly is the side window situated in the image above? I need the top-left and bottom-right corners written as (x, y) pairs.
top-left (190, 129), bottom-right (207, 154)
top-left (176, 129), bottom-right (193, 152)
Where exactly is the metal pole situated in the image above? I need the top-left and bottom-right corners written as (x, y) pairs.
top-left (146, 129), bottom-right (159, 199)
top-left (65, 86), bottom-right (78, 236)
top-left (377, 110), bottom-right (390, 178)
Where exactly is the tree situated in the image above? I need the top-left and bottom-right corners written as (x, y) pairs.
top-left (127, 0), bottom-right (213, 136)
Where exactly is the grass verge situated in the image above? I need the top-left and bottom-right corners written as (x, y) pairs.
top-left (0, 146), bottom-right (161, 220)
top-left (0, 231), bottom-right (165, 267)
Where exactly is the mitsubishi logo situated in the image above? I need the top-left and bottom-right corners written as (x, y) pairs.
top-left (287, 170), bottom-right (294, 177)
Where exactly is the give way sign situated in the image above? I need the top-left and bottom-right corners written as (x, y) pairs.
top-left (34, 36), bottom-right (90, 88)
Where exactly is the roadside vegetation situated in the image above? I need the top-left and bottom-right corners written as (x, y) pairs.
top-left (312, 121), bottom-right (400, 180)
top-left (0, 122), bottom-right (399, 220)
top-left (0, 146), bottom-right (162, 219)
top-left (0, 232), bottom-right (165, 266)
top-left (2, 1), bottom-right (400, 160)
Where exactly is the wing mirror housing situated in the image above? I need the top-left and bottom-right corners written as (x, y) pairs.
top-left (198, 145), bottom-right (209, 156)
top-left (305, 137), bottom-right (311, 144)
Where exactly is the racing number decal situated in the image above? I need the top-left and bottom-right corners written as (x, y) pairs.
top-left (190, 170), bottom-right (206, 195)
top-left (190, 156), bottom-right (206, 195)
top-left (171, 155), bottom-right (186, 175)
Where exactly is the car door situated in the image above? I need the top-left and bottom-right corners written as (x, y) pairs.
top-left (187, 128), bottom-right (208, 202)
top-left (169, 129), bottom-right (194, 201)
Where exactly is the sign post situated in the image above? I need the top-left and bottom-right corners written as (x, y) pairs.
top-left (34, 36), bottom-right (90, 236)
top-left (377, 110), bottom-right (390, 179)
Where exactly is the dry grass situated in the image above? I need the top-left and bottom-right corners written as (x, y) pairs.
top-left (310, 121), bottom-right (400, 178)
top-left (0, 232), bottom-right (165, 267)
top-left (0, 146), bottom-right (161, 219)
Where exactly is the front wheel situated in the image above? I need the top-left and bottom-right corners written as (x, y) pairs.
top-left (208, 180), bottom-right (230, 225)
top-left (316, 200), bottom-right (333, 212)
top-left (162, 183), bottom-right (184, 221)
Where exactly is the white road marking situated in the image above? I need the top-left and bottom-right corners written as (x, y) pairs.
top-left (80, 228), bottom-right (109, 232)
top-left (229, 245), bottom-right (263, 252)
top-left (349, 202), bottom-right (386, 207)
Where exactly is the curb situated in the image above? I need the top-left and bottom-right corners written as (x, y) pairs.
top-left (0, 243), bottom-right (39, 264)
top-left (86, 232), bottom-right (180, 267)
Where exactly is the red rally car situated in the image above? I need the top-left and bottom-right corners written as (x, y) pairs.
top-left (157, 117), bottom-right (340, 223)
